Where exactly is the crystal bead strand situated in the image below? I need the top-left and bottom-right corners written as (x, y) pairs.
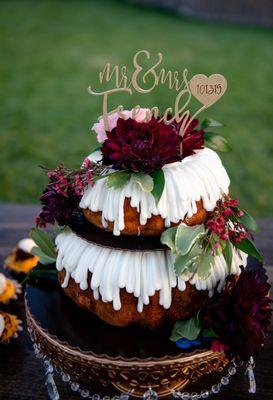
top-left (169, 360), bottom-right (239, 399)
top-left (245, 356), bottom-right (256, 394)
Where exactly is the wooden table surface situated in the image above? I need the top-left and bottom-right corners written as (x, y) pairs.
top-left (0, 203), bottom-right (272, 400)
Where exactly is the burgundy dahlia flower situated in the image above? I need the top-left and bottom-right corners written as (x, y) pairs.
top-left (206, 268), bottom-right (272, 360)
top-left (175, 117), bottom-right (205, 159)
top-left (101, 117), bottom-right (182, 173)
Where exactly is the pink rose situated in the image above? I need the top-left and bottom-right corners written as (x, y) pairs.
top-left (92, 108), bottom-right (151, 143)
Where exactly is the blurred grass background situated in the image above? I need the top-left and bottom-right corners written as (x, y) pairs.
top-left (0, 0), bottom-right (272, 215)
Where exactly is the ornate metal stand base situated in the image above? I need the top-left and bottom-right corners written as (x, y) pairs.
top-left (25, 279), bottom-right (231, 399)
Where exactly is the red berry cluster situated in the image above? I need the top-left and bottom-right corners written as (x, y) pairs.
top-left (205, 196), bottom-right (247, 247)
top-left (46, 159), bottom-right (94, 198)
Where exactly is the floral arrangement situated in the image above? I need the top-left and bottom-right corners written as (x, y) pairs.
top-left (161, 195), bottom-right (262, 279)
top-left (171, 267), bottom-right (272, 361)
top-left (35, 160), bottom-right (102, 228)
top-left (161, 194), bottom-right (271, 361)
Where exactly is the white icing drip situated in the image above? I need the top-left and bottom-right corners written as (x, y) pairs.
top-left (0, 274), bottom-right (7, 295)
top-left (56, 231), bottom-right (247, 312)
top-left (0, 314), bottom-right (4, 338)
top-left (80, 148), bottom-right (230, 235)
top-left (18, 238), bottom-right (36, 254)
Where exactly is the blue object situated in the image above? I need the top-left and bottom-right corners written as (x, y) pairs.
top-left (175, 335), bottom-right (214, 349)
top-left (175, 338), bottom-right (201, 349)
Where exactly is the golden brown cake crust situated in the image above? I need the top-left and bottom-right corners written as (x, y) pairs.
top-left (58, 270), bottom-right (208, 329)
top-left (83, 198), bottom-right (207, 236)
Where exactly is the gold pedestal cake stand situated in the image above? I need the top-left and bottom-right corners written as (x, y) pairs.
top-left (25, 278), bottom-right (235, 399)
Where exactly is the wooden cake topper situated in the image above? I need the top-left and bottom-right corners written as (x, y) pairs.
top-left (88, 50), bottom-right (227, 137)
top-left (189, 74), bottom-right (227, 107)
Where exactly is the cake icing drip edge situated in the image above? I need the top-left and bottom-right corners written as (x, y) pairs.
top-left (0, 314), bottom-right (4, 338)
top-left (56, 231), bottom-right (247, 313)
top-left (80, 148), bottom-right (230, 235)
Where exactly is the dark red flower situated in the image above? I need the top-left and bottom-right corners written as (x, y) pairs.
top-left (36, 184), bottom-right (80, 227)
top-left (206, 268), bottom-right (272, 360)
top-left (36, 160), bottom-right (107, 227)
top-left (177, 117), bottom-right (205, 159)
top-left (101, 117), bottom-right (182, 173)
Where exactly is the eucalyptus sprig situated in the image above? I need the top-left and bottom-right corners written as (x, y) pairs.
top-left (30, 227), bottom-right (57, 265)
top-left (170, 311), bottom-right (217, 343)
top-left (161, 196), bottom-right (263, 281)
top-left (100, 169), bottom-right (165, 205)
top-left (161, 224), bottom-right (214, 279)
top-left (201, 118), bottom-right (232, 153)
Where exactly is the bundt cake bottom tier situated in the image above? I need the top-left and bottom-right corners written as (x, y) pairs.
top-left (58, 270), bottom-right (208, 329)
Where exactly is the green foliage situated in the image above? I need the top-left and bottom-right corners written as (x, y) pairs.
top-left (161, 224), bottom-right (210, 278)
top-left (204, 132), bottom-right (232, 152)
top-left (30, 227), bottom-right (56, 265)
top-left (174, 242), bottom-right (201, 275)
top-left (107, 171), bottom-right (131, 189)
top-left (151, 170), bottom-right (165, 205)
top-left (202, 327), bottom-right (217, 338)
top-left (234, 237), bottom-right (263, 262)
top-left (160, 226), bottom-right (178, 252)
top-left (195, 247), bottom-right (214, 279)
top-left (201, 118), bottom-right (223, 129)
top-left (106, 170), bottom-right (164, 203)
top-left (170, 315), bottom-right (201, 341)
top-left (175, 224), bottom-right (205, 255)
top-left (131, 172), bottom-right (154, 192)
top-left (31, 246), bottom-right (56, 265)
top-left (239, 209), bottom-right (259, 232)
top-left (222, 241), bottom-right (233, 274)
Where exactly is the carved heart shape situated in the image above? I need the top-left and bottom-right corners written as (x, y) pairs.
top-left (189, 74), bottom-right (227, 107)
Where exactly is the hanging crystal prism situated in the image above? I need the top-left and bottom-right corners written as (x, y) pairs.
top-left (246, 356), bottom-right (256, 394)
top-left (45, 372), bottom-right (60, 400)
top-left (143, 388), bottom-right (158, 400)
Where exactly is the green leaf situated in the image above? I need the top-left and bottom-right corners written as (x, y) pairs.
top-left (174, 254), bottom-right (191, 276)
top-left (201, 118), bottom-right (223, 129)
top-left (53, 222), bottom-right (70, 235)
top-left (21, 268), bottom-right (57, 284)
top-left (151, 170), bottom-right (165, 205)
top-left (31, 246), bottom-right (56, 265)
top-left (107, 171), bottom-right (131, 189)
top-left (170, 315), bottom-right (201, 341)
top-left (239, 209), bottom-right (259, 232)
top-left (91, 145), bottom-right (102, 153)
top-left (204, 132), bottom-right (232, 152)
top-left (233, 238), bottom-right (263, 262)
top-left (160, 226), bottom-right (178, 252)
top-left (92, 172), bottom-right (113, 182)
top-left (175, 224), bottom-right (205, 255)
top-left (196, 248), bottom-right (214, 279)
top-left (131, 172), bottom-right (154, 192)
top-left (203, 327), bottom-right (217, 338)
top-left (174, 242), bottom-right (202, 276)
top-left (30, 228), bottom-right (56, 259)
top-left (223, 241), bottom-right (233, 274)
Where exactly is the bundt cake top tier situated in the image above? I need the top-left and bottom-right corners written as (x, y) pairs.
top-left (80, 148), bottom-right (230, 236)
